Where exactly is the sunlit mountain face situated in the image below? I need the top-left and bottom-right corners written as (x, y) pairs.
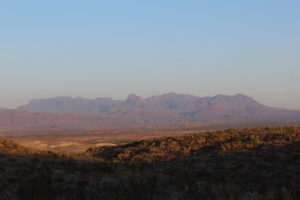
top-left (0, 93), bottom-right (297, 130)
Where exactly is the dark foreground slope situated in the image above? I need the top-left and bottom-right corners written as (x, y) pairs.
top-left (1, 127), bottom-right (300, 200)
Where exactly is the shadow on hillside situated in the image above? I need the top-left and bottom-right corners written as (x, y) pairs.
top-left (159, 141), bottom-right (300, 183)
top-left (0, 139), bottom-right (300, 199)
top-left (83, 134), bottom-right (300, 199)
top-left (124, 141), bottom-right (300, 199)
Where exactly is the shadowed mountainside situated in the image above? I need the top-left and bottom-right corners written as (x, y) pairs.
top-left (0, 127), bottom-right (300, 199)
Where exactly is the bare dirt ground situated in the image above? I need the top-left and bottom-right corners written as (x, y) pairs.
top-left (0, 127), bottom-right (200, 153)
top-left (1, 121), bottom-right (290, 153)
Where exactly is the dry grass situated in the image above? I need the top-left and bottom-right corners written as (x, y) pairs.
top-left (1, 127), bottom-right (197, 153)
top-left (0, 126), bottom-right (299, 199)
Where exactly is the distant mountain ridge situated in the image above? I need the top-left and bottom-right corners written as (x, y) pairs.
top-left (0, 93), bottom-right (299, 130)
top-left (19, 93), bottom-right (267, 114)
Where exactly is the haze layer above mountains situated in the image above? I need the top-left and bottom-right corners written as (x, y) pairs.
top-left (1, 93), bottom-right (300, 130)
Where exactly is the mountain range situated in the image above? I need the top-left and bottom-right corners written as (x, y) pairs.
top-left (1, 93), bottom-right (300, 130)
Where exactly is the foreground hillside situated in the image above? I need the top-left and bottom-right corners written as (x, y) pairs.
top-left (0, 127), bottom-right (300, 199)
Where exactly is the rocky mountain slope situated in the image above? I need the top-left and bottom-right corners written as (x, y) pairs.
top-left (9, 93), bottom-right (300, 129)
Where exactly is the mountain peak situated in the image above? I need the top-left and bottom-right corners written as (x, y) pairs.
top-left (126, 94), bottom-right (143, 103)
top-left (16, 93), bottom-right (300, 129)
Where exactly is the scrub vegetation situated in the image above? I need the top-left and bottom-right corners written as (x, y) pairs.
top-left (0, 126), bottom-right (299, 199)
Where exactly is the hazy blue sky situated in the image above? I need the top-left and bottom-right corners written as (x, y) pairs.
top-left (1, 1), bottom-right (299, 109)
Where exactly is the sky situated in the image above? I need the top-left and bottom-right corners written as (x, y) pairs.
top-left (0, 0), bottom-right (300, 109)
